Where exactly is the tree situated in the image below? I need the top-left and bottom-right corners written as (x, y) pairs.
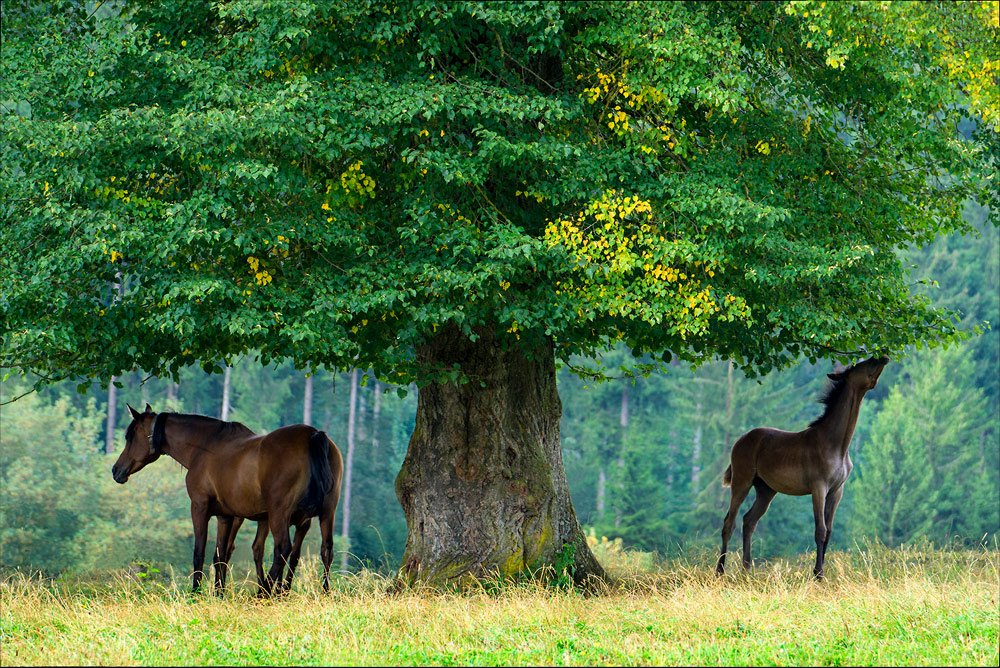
top-left (2, 1), bottom-right (996, 585)
top-left (850, 344), bottom-right (995, 546)
top-left (0, 386), bottom-right (192, 574)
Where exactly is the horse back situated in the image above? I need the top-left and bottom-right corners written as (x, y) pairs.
top-left (730, 427), bottom-right (816, 496)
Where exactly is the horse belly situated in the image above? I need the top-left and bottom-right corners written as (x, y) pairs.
top-left (214, 497), bottom-right (267, 518)
top-left (755, 452), bottom-right (811, 496)
top-left (759, 472), bottom-right (811, 496)
top-left (210, 458), bottom-right (266, 518)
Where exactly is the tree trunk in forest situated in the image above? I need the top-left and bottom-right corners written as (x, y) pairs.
top-left (614, 382), bottom-right (629, 528)
top-left (722, 360), bottom-right (734, 464)
top-left (340, 367), bottom-right (359, 571)
top-left (105, 378), bottom-right (117, 454)
top-left (394, 325), bottom-right (605, 587)
top-left (595, 468), bottom-right (606, 523)
top-left (220, 366), bottom-right (232, 421)
top-left (371, 380), bottom-right (381, 455)
top-left (691, 401), bottom-right (702, 491)
top-left (303, 373), bottom-right (314, 425)
top-left (105, 278), bottom-right (123, 455)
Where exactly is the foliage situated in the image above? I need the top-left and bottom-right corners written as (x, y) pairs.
top-left (2, 0), bottom-right (997, 392)
top-left (0, 388), bottom-right (191, 574)
top-left (584, 528), bottom-right (657, 576)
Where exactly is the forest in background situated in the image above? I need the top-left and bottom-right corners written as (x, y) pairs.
top-left (2, 209), bottom-right (996, 577)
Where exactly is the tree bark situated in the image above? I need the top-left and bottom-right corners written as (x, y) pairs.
top-left (394, 325), bottom-right (605, 587)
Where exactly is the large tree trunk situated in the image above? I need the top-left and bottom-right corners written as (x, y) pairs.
top-left (394, 325), bottom-right (605, 587)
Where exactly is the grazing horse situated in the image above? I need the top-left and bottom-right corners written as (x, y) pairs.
top-left (716, 356), bottom-right (889, 578)
top-left (112, 404), bottom-right (343, 595)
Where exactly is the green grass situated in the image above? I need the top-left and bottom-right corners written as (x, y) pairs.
top-left (2, 544), bottom-right (997, 666)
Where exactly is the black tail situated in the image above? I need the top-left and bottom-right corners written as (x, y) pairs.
top-left (300, 430), bottom-right (335, 516)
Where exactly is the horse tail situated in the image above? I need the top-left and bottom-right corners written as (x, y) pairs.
top-left (722, 464), bottom-right (732, 488)
top-left (301, 430), bottom-right (335, 515)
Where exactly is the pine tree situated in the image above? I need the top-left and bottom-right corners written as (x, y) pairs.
top-left (850, 344), bottom-right (994, 546)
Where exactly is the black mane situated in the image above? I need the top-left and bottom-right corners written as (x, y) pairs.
top-left (808, 366), bottom-right (853, 428)
top-left (150, 412), bottom-right (256, 451)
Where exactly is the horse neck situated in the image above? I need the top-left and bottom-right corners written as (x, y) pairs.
top-left (157, 415), bottom-right (213, 469)
top-left (814, 385), bottom-right (865, 456)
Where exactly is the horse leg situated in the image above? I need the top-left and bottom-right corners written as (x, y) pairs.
top-left (820, 485), bottom-right (845, 573)
top-left (811, 487), bottom-right (829, 579)
top-left (741, 479), bottom-right (777, 570)
top-left (213, 516), bottom-right (235, 595)
top-left (281, 518), bottom-right (311, 593)
top-left (190, 500), bottom-right (210, 593)
top-left (251, 520), bottom-right (269, 596)
top-left (319, 503), bottom-right (336, 592)
top-left (216, 515), bottom-right (245, 594)
top-left (717, 473), bottom-right (753, 575)
top-left (223, 516), bottom-right (244, 567)
top-left (265, 512), bottom-right (293, 596)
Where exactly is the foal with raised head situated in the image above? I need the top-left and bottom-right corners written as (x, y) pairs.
top-left (112, 404), bottom-right (343, 595)
top-left (716, 356), bottom-right (889, 578)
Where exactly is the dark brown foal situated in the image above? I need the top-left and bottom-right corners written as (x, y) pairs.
top-left (716, 356), bottom-right (889, 578)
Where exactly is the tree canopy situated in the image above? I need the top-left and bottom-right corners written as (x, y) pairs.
top-left (3, 0), bottom-right (997, 389)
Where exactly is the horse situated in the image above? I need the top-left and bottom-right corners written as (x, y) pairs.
top-left (112, 403), bottom-right (344, 595)
top-left (716, 356), bottom-right (889, 579)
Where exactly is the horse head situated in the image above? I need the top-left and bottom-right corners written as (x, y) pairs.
top-left (828, 355), bottom-right (890, 391)
top-left (112, 403), bottom-right (162, 483)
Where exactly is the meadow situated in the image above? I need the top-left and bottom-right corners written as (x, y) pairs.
top-left (1, 542), bottom-right (997, 666)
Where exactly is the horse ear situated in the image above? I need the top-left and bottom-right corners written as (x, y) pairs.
top-left (144, 403), bottom-right (153, 413)
top-left (827, 371), bottom-right (845, 381)
top-left (127, 403), bottom-right (142, 420)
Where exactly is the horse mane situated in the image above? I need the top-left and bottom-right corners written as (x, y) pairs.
top-left (125, 419), bottom-right (137, 442)
top-left (153, 412), bottom-right (256, 450)
top-left (807, 366), bottom-right (853, 428)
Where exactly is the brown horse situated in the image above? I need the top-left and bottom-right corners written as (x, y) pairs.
top-left (112, 404), bottom-right (344, 595)
top-left (716, 356), bottom-right (889, 578)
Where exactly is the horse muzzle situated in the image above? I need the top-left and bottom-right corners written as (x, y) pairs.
top-left (870, 357), bottom-right (890, 388)
top-left (111, 464), bottom-right (129, 484)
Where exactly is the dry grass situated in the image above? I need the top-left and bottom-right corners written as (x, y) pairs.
top-left (2, 544), bottom-right (997, 666)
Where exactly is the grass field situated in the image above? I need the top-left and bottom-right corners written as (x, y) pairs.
top-left (2, 543), bottom-right (997, 666)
